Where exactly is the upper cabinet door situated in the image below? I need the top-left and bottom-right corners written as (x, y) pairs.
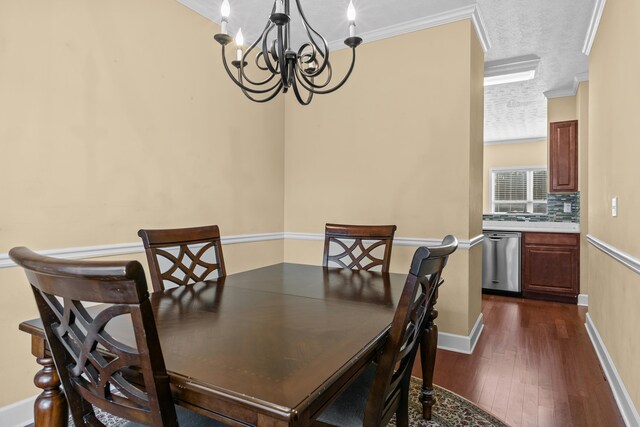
top-left (549, 120), bottom-right (578, 192)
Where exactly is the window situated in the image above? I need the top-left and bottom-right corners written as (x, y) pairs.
top-left (491, 168), bottom-right (547, 214)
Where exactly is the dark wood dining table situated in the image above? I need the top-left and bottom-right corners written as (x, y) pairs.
top-left (19, 263), bottom-right (441, 426)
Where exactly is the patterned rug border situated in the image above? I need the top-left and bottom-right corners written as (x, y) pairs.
top-left (71, 377), bottom-right (510, 427)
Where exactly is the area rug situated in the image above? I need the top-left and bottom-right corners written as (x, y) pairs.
top-left (70, 377), bottom-right (508, 427)
top-left (389, 377), bottom-right (509, 427)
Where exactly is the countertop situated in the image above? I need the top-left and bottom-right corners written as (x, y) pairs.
top-left (483, 220), bottom-right (580, 234)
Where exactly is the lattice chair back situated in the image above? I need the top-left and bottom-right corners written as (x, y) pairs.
top-left (138, 225), bottom-right (226, 292)
top-left (364, 235), bottom-right (458, 425)
top-left (323, 223), bottom-right (397, 272)
top-left (9, 247), bottom-right (178, 427)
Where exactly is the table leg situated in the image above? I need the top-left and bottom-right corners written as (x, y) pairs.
top-left (419, 286), bottom-right (439, 420)
top-left (31, 336), bottom-right (68, 427)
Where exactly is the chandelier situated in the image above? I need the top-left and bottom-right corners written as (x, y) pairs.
top-left (214, 0), bottom-right (362, 105)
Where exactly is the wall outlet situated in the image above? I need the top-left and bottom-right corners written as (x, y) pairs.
top-left (612, 197), bottom-right (618, 217)
top-left (563, 202), bottom-right (572, 213)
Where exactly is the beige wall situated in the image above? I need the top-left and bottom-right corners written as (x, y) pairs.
top-left (0, 2), bottom-right (486, 408)
top-left (482, 139), bottom-right (547, 212)
top-left (0, 0), bottom-right (284, 406)
top-left (589, 0), bottom-right (640, 411)
top-left (284, 21), bottom-right (484, 336)
top-left (547, 95), bottom-right (577, 123)
top-left (576, 82), bottom-right (589, 296)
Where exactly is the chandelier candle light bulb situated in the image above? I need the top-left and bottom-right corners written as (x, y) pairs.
top-left (213, 0), bottom-right (363, 104)
top-left (235, 29), bottom-right (243, 62)
top-left (347, 1), bottom-right (356, 37)
top-left (220, 0), bottom-right (230, 34)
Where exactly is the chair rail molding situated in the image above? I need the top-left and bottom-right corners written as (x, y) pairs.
top-left (1, 233), bottom-right (483, 269)
top-left (284, 232), bottom-right (483, 250)
top-left (585, 313), bottom-right (640, 427)
top-left (0, 233), bottom-right (284, 269)
top-left (587, 234), bottom-right (640, 275)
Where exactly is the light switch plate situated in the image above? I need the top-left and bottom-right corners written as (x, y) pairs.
top-left (612, 197), bottom-right (618, 217)
top-left (563, 202), bottom-right (572, 213)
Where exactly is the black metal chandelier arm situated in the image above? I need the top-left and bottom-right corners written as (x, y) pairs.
top-left (291, 76), bottom-right (314, 105)
top-left (276, 25), bottom-right (289, 87)
top-left (237, 52), bottom-right (278, 87)
top-left (261, 23), bottom-right (280, 75)
top-left (295, 0), bottom-right (330, 75)
top-left (239, 80), bottom-right (284, 103)
top-left (298, 61), bottom-right (333, 89)
top-left (221, 47), bottom-right (282, 94)
top-left (256, 52), bottom-right (274, 72)
top-left (240, 66), bottom-right (278, 87)
top-left (295, 47), bottom-right (357, 95)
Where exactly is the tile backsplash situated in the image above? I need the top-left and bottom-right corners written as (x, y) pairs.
top-left (483, 192), bottom-right (580, 223)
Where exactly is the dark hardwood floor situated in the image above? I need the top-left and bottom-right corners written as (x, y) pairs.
top-left (413, 294), bottom-right (625, 427)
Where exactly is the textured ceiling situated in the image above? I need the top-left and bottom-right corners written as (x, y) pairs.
top-left (480, 0), bottom-right (594, 142)
top-left (180, 0), bottom-right (595, 142)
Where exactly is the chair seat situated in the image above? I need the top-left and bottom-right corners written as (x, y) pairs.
top-left (122, 405), bottom-right (227, 427)
top-left (314, 363), bottom-right (377, 427)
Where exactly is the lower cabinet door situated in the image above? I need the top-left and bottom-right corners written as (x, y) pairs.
top-left (522, 233), bottom-right (579, 303)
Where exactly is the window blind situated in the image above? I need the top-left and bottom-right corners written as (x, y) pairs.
top-left (492, 168), bottom-right (547, 214)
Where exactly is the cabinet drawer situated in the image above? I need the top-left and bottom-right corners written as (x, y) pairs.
top-left (523, 232), bottom-right (579, 246)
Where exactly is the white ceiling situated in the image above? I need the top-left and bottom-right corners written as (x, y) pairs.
top-left (179, 0), bottom-right (596, 142)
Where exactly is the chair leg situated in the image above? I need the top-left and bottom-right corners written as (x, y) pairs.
top-left (395, 378), bottom-right (410, 427)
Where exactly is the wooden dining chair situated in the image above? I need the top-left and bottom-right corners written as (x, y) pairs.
top-left (9, 247), bottom-right (225, 427)
top-left (138, 225), bottom-right (226, 292)
top-left (323, 224), bottom-right (397, 272)
top-left (312, 235), bottom-right (458, 427)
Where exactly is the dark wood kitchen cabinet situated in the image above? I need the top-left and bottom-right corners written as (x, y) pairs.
top-left (522, 232), bottom-right (579, 303)
top-left (549, 120), bottom-right (578, 192)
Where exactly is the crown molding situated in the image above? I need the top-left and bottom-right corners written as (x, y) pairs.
top-left (177, 0), bottom-right (216, 22)
top-left (329, 5), bottom-right (492, 53)
top-left (178, 0), bottom-right (491, 54)
top-left (544, 87), bottom-right (576, 99)
top-left (484, 55), bottom-right (540, 78)
top-left (583, 0), bottom-right (607, 55)
top-left (544, 71), bottom-right (589, 99)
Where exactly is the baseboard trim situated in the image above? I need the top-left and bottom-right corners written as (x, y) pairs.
top-left (0, 394), bottom-right (37, 427)
top-left (585, 313), bottom-right (640, 426)
top-left (438, 313), bottom-right (484, 355)
top-left (578, 294), bottom-right (589, 307)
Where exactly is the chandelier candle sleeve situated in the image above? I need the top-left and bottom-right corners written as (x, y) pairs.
top-left (220, 0), bottom-right (230, 34)
top-left (347, 1), bottom-right (356, 37)
top-left (213, 0), bottom-right (363, 105)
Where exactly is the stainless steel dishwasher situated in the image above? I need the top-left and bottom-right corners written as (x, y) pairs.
top-left (482, 231), bottom-right (521, 294)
